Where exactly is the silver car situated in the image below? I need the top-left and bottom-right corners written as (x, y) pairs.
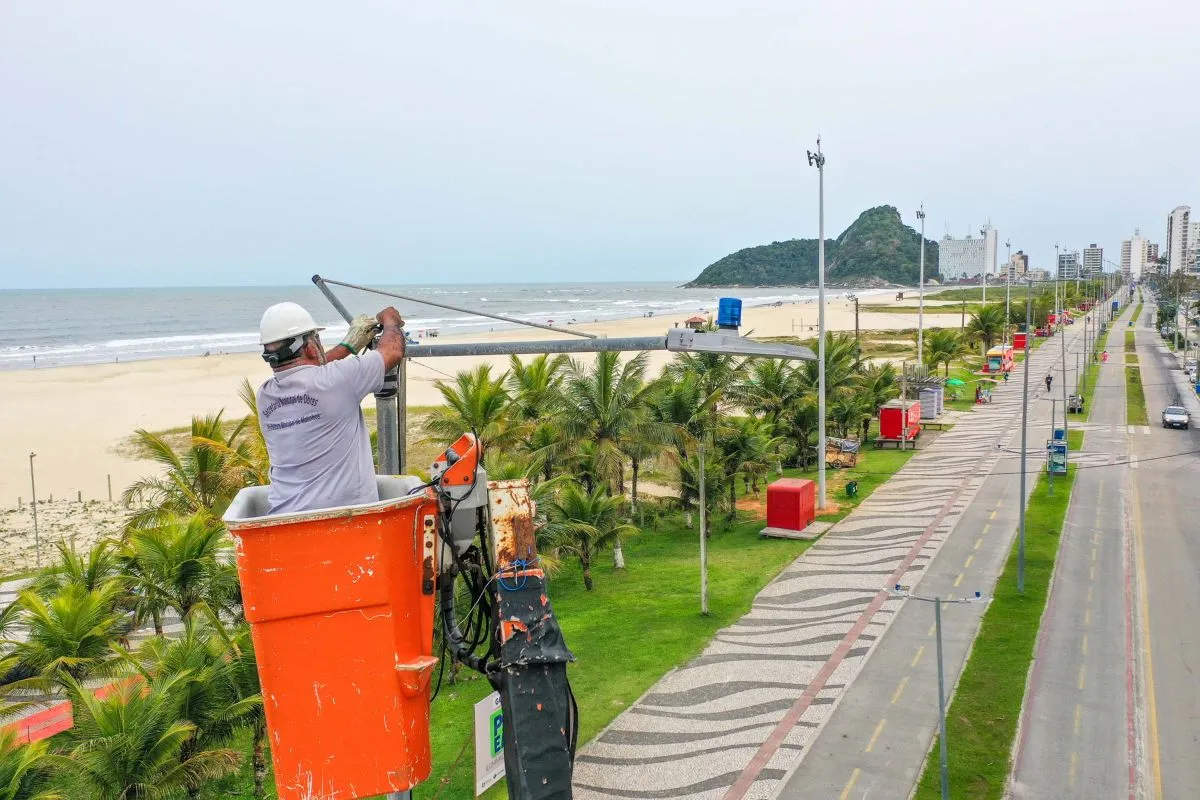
top-left (1162, 406), bottom-right (1191, 429)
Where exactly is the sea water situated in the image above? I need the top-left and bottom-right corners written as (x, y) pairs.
top-left (0, 282), bottom-right (888, 370)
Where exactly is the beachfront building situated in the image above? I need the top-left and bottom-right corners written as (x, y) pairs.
top-left (1189, 221), bottom-right (1200, 273)
top-left (1082, 244), bottom-right (1103, 278)
top-left (1121, 230), bottom-right (1149, 280)
top-left (1167, 205), bottom-right (1190, 274)
top-left (937, 224), bottom-right (999, 281)
top-left (1003, 250), bottom-right (1029, 281)
top-left (1057, 250), bottom-right (1082, 281)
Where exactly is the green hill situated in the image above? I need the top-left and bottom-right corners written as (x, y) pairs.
top-left (686, 205), bottom-right (939, 287)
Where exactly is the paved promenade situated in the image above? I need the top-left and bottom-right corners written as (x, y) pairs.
top-left (573, 323), bottom-right (1093, 799)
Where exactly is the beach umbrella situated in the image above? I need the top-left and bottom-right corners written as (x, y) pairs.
top-left (946, 378), bottom-right (965, 386)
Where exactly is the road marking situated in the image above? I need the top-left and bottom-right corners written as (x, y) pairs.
top-left (865, 718), bottom-right (887, 752)
top-left (838, 768), bottom-right (861, 800)
top-left (912, 645), bottom-right (925, 667)
top-left (927, 624), bottom-right (935, 637)
top-left (1131, 470), bottom-right (1164, 797)
top-left (1127, 425), bottom-right (1135, 435)
top-left (1087, 586), bottom-right (1093, 604)
top-left (964, 555), bottom-right (974, 568)
top-left (954, 573), bottom-right (964, 587)
top-left (1142, 426), bottom-right (1151, 435)
top-left (1079, 665), bottom-right (1086, 690)
top-left (974, 538), bottom-right (983, 550)
top-left (982, 523), bottom-right (991, 534)
top-left (1070, 751), bottom-right (1078, 787)
top-left (1082, 634), bottom-right (1089, 655)
top-left (891, 676), bottom-right (909, 704)
top-left (1130, 455), bottom-right (1139, 470)
top-left (995, 499), bottom-right (1003, 508)
top-left (1074, 703), bottom-right (1082, 734)
top-left (1090, 564), bottom-right (1096, 581)
top-left (989, 510), bottom-right (997, 520)
top-left (1092, 547), bottom-right (1097, 563)
top-left (1085, 608), bottom-right (1092, 627)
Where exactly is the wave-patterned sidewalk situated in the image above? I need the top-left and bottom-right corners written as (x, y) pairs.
top-left (573, 345), bottom-right (1068, 799)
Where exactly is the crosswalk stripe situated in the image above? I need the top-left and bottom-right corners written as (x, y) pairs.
top-left (1127, 425), bottom-right (1135, 435)
top-left (1143, 426), bottom-right (1151, 435)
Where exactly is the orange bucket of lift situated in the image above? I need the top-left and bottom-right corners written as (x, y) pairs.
top-left (224, 476), bottom-right (440, 800)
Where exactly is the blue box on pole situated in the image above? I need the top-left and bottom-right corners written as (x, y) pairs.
top-left (717, 298), bottom-right (742, 330)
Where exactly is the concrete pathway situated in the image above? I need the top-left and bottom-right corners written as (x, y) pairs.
top-left (573, 316), bottom-right (1101, 799)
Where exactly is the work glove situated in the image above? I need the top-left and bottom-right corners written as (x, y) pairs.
top-left (342, 314), bottom-right (380, 355)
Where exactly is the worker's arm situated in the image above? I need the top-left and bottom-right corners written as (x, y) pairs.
top-left (374, 306), bottom-right (406, 371)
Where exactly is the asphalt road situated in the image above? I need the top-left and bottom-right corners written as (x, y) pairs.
top-left (1009, 299), bottom-right (1135, 798)
top-left (772, 301), bottom-right (1107, 800)
top-left (1130, 301), bottom-right (1200, 799)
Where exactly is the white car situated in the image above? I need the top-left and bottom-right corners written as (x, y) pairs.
top-left (1162, 406), bottom-right (1191, 429)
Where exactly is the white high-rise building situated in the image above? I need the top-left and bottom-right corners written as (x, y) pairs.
top-left (1121, 230), bottom-right (1148, 280)
top-left (1082, 244), bottom-right (1103, 278)
top-left (937, 224), bottom-right (999, 281)
top-left (1189, 221), bottom-right (1200, 273)
top-left (1167, 205), bottom-right (1190, 274)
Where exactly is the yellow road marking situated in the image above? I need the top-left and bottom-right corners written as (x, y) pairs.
top-left (965, 555), bottom-right (974, 568)
top-left (996, 499), bottom-right (1003, 508)
top-left (1131, 471), bottom-right (1164, 797)
top-left (865, 718), bottom-right (887, 752)
top-left (1087, 586), bottom-right (1093, 604)
top-left (954, 573), bottom-right (964, 587)
top-left (974, 537), bottom-right (983, 550)
top-left (982, 523), bottom-right (991, 534)
top-left (1069, 751), bottom-right (1078, 787)
top-left (1082, 634), bottom-right (1088, 655)
top-left (1092, 547), bottom-right (1097, 563)
top-left (1078, 665), bottom-right (1086, 690)
top-left (839, 768), bottom-right (861, 800)
top-left (912, 645), bottom-right (925, 667)
top-left (927, 624), bottom-right (935, 637)
top-left (990, 509), bottom-right (997, 520)
top-left (1085, 608), bottom-right (1092, 627)
top-left (891, 677), bottom-right (909, 704)
top-left (1090, 564), bottom-right (1096, 581)
top-left (1074, 703), bottom-right (1082, 734)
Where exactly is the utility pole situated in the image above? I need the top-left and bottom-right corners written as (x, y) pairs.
top-left (807, 139), bottom-right (827, 509)
top-left (918, 204), bottom-right (927, 366)
top-left (848, 294), bottom-right (860, 343)
top-left (1018, 280), bottom-right (1032, 593)
top-left (29, 452), bottom-right (39, 568)
top-left (961, 299), bottom-right (966, 332)
top-left (980, 226), bottom-right (988, 308)
top-left (698, 437), bottom-right (709, 615)
top-left (1005, 239), bottom-right (1012, 346)
top-left (1061, 276), bottom-right (1069, 454)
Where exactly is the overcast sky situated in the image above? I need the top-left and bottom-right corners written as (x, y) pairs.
top-left (2, 1), bottom-right (1196, 289)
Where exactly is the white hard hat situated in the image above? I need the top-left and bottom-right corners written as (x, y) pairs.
top-left (259, 302), bottom-right (325, 345)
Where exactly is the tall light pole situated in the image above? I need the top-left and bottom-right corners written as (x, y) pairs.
top-left (1005, 239), bottom-right (1012, 346)
top-left (807, 139), bottom-right (827, 509)
top-left (979, 227), bottom-right (988, 307)
top-left (29, 451), bottom-right (40, 568)
top-left (1018, 280), bottom-right (1032, 593)
top-left (917, 204), bottom-right (926, 366)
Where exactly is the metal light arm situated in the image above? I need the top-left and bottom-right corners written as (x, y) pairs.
top-left (403, 329), bottom-right (816, 361)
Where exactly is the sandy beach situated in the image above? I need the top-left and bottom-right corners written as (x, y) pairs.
top-left (0, 294), bottom-right (960, 543)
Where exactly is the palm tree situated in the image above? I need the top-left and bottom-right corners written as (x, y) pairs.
top-left (133, 618), bottom-right (261, 799)
top-left (48, 674), bottom-right (240, 800)
top-left (542, 484), bottom-right (636, 591)
top-left (422, 364), bottom-right (518, 454)
top-left (646, 373), bottom-right (718, 511)
top-left (4, 583), bottom-right (125, 686)
top-left (780, 390), bottom-right (820, 469)
top-left (122, 412), bottom-right (250, 529)
top-left (0, 728), bottom-right (61, 800)
top-left (120, 515), bottom-right (233, 625)
top-left (193, 378), bottom-right (271, 492)
top-left (828, 391), bottom-right (874, 440)
top-left (665, 350), bottom-right (745, 404)
top-left (966, 305), bottom-right (1007, 351)
top-left (714, 417), bottom-right (781, 519)
top-left (734, 359), bottom-right (795, 430)
top-left (506, 354), bottom-right (570, 482)
top-left (30, 541), bottom-right (123, 598)
top-left (855, 362), bottom-right (900, 423)
top-left (922, 329), bottom-right (966, 377)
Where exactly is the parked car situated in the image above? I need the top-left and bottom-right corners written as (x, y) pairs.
top-left (1162, 406), bottom-right (1191, 429)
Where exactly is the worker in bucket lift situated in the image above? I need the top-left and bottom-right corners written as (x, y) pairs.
top-left (256, 302), bottom-right (406, 515)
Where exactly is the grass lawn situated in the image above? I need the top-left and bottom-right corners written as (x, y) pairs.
top-left (1126, 364), bottom-right (1148, 426)
top-left (913, 466), bottom-right (1077, 800)
top-left (1067, 429), bottom-right (1084, 451)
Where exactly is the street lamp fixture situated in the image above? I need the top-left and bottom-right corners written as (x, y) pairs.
top-left (917, 205), bottom-right (926, 366)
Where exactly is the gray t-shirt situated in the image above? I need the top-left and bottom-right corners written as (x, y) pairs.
top-left (257, 350), bottom-right (386, 515)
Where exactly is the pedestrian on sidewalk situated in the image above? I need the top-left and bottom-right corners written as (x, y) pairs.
top-left (1045, 374), bottom-right (1053, 392)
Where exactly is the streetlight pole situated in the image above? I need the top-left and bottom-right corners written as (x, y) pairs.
top-left (29, 451), bottom-right (39, 568)
top-left (918, 204), bottom-right (926, 366)
top-left (1018, 280), bottom-right (1032, 593)
top-left (1005, 239), bottom-right (1012, 347)
top-left (808, 139), bottom-right (827, 509)
top-left (698, 437), bottom-right (709, 615)
top-left (891, 586), bottom-right (987, 800)
top-left (980, 227), bottom-right (988, 308)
